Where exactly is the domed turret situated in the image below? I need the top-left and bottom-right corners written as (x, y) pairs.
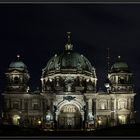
top-left (108, 56), bottom-right (133, 93)
top-left (5, 55), bottom-right (30, 93)
top-left (9, 55), bottom-right (28, 72)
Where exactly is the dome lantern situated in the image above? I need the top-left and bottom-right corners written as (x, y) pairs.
top-left (65, 32), bottom-right (73, 51)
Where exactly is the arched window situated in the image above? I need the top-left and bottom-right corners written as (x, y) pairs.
top-left (118, 115), bottom-right (126, 124)
top-left (12, 115), bottom-right (20, 125)
top-left (32, 99), bottom-right (39, 110)
top-left (101, 103), bottom-right (105, 110)
top-left (118, 99), bottom-right (127, 109)
top-left (99, 100), bottom-right (107, 110)
top-left (97, 116), bottom-right (107, 126)
top-left (64, 77), bottom-right (75, 92)
top-left (14, 77), bottom-right (19, 84)
top-left (119, 76), bottom-right (127, 84)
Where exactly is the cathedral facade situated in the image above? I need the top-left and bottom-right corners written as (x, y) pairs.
top-left (2, 33), bottom-right (136, 130)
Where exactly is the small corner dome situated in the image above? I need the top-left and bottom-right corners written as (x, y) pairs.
top-left (111, 56), bottom-right (130, 73)
top-left (9, 61), bottom-right (27, 69)
top-left (9, 55), bottom-right (27, 70)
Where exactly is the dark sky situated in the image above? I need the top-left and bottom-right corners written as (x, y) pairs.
top-left (0, 4), bottom-right (140, 121)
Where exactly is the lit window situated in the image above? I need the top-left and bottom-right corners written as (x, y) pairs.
top-left (99, 100), bottom-right (107, 110)
top-left (101, 103), bottom-right (106, 109)
top-left (12, 115), bottom-right (20, 125)
top-left (118, 99), bottom-right (127, 109)
top-left (118, 115), bottom-right (126, 124)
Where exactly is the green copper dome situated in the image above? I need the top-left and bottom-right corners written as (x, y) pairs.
top-left (9, 55), bottom-right (27, 71)
top-left (9, 61), bottom-right (27, 69)
top-left (44, 32), bottom-right (94, 73)
top-left (111, 56), bottom-right (130, 73)
top-left (112, 62), bottom-right (128, 69)
top-left (45, 50), bottom-right (93, 72)
top-left (9, 59), bottom-right (27, 71)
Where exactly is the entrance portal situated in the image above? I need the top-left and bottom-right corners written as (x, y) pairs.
top-left (58, 104), bottom-right (82, 129)
top-left (12, 115), bottom-right (20, 125)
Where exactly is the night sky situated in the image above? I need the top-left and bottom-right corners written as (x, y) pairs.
top-left (0, 4), bottom-right (140, 122)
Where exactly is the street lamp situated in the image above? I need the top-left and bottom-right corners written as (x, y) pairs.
top-left (46, 114), bottom-right (51, 121)
top-left (98, 119), bottom-right (102, 127)
top-left (38, 120), bottom-right (41, 125)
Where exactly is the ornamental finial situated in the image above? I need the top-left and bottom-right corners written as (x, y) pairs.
top-left (67, 32), bottom-right (71, 44)
top-left (65, 32), bottom-right (73, 51)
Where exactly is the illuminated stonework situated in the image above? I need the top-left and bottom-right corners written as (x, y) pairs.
top-left (2, 33), bottom-right (136, 130)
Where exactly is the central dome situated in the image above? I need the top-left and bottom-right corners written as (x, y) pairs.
top-left (44, 32), bottom-right (94, 73)
top-left (45, 50), bottom-right (93, 72)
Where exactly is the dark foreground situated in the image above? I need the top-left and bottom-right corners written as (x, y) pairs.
top-left (0, 124), bottom-right (140, 136)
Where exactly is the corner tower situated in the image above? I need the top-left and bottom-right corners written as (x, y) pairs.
top-left (107, 56), bottom-right (136, 125)
top-left (5, 55), bottom-right (30, 93)
top-left (2, 55), bottom-right (30, 125)
top-left (108, 56), bottom-right (133, 93)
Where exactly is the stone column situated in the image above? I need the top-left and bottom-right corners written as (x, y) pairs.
top-left (87, 97), bottom-right (94, 129)
top-left (81, 111), bottom-right (84, 121)
top-left (9, 99), bottom-right (11, 109)
top-left (22, 99), bottom-right (24, 110)
top-left (7, 99), bottom-right (9, 109)
top-left (111, 98), bottom-right (116, 126)
top-left (131, 98), bottom-right (134, 111)
top-left (55, 111), bottom-right (58, 121)
top-left (128, 98), bottom-right (130, 109)
top-left (114, 98), bottom-right (117, 110)
top-left (111, 99), bottom-right (115, 111)
top-left (88, 98), bottom-right (92, 111)
top-left (86, 98), bottom-right (92, 129)
top-left (116, 76), bottom-right (118, 84)
top-left (41, 80), bottom-right (44, 92)
top-left (130, 98), bottom-right (135, 122)
top-left (40, 98), bottom-right (43, 113)
top-left (87, 98), bottom-right (93, 119)
top-left (92, 99), bottom-right (96, 116)
top-left (107, 100), bottom-right (110, 110)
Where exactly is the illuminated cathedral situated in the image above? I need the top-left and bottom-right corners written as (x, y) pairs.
top-left (2, 33), bottom-right (136, 130)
